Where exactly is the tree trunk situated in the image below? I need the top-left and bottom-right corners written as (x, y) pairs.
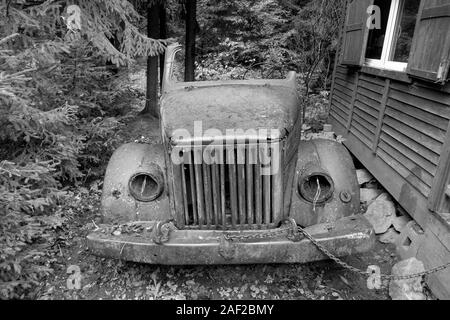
top-left (159, 3), bottom-right (167, 88)
top-left (184, 0), bottom-right (197, 82)
top-left (142, 1), bottom-right (160, 117)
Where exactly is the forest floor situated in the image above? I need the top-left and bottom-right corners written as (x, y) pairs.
top-left (34, 71), bottom-right (407, 300)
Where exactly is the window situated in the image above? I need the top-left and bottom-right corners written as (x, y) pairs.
top-left (365, 0), bottom-right (421, 72)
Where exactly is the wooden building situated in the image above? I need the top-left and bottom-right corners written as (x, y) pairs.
top-left (328, 0), bottom-right (450, 298)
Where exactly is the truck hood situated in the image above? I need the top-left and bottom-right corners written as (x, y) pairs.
top-left (160, 75), bottom-right (300, 143)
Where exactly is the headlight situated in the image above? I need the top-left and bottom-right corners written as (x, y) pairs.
top-left (129, 165), bottom-right (164, 202)
top-left (298, 171), bottom-right (334, 204)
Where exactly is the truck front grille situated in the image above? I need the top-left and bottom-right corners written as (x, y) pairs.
top-left (171, 142), bottom-right (284, 230)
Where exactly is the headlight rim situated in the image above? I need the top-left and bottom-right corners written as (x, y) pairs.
top-left (297, 172), bottom-right (335, 204)
top-left (128, 167), bottom-right (164, 202)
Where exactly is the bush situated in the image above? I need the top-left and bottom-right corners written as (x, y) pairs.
top-left (0, 34), bottom-right (125, 299)
top-left (0, 0), bottom-right (165, 298)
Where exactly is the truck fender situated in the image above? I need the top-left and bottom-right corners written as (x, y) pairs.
top-left (290, 138), bottom-right (360, 227)
top-left (101, 143), bottom-right (171, 224)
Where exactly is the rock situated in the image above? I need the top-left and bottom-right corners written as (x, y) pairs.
top-left (393, 215), bottom-right (411, 232)
top-left (323, 124), bottom-right (333, 132)
top-left (356, 169), bottom-right (374, 185)
top-left (365, 182), bottom-right (380, 190)
top-left (379, 227), bottom-right (400, 244)
top-left (360, 188), bottom-right (383, 203)
top-left (323, 131), bottom-right (335, 139)
top-left (376, 192), bottom-right (392, 201)
top-left (395, 221), bottom-right (425, 260)
top-left (364, 199), bottom-right (396, 234)
top-left (392, 216), bottom-right (411, 232)
top-left (322, 124), bottom-right (335, 139)
top-left (389, 258), bottom-right (426, 300)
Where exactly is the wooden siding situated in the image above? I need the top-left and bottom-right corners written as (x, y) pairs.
top-left (330, 0), bottom-right (450, 299)
top-left (329, 65), bottom-right (450, 229)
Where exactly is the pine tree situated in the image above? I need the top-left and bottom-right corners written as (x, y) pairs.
top-left (0, 0), bottom-right (168, 298)
top-left (184, 0), bottom-right (197, 81)
top-left (142, 0), bottom-right (162, 117)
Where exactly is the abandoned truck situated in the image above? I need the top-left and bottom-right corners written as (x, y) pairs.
top-left (86, 43), bottom-right (375, 265)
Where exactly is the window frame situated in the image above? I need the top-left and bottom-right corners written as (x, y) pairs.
top-left (364, 0), bottom-right (410, 72)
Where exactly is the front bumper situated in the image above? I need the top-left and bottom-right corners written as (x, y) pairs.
top-left (87, 215), bottom-right (375, 265)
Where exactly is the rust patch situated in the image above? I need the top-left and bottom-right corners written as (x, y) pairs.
top-left (112, 189), bottom-right (121, 199)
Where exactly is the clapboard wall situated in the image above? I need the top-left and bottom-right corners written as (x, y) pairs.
top-left (330, 65), bottom-right (450, 226)
top-left (328, 64), bottom-right (450, 298)
top-left (329, 0), bottom-right (450, 300)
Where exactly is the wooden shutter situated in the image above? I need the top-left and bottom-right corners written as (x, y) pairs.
top-left (340, 0), bottom-right (374, 66)
top-left (407, 0), bottom-right (450, 82)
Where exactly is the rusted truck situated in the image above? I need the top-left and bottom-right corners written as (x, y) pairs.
top-left (87, 43), bottom-right (375, 265)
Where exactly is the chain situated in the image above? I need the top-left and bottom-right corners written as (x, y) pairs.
top-left (151, 219), bottom-right (450, 281)
top-left (296, 225), bottom-right (450, 281)
top-left (219, 220), bottom-right (450, 281)
top-left (296, 225), bottom-right (371, 277)
top-left (223, 224), bottom-right (293, 242)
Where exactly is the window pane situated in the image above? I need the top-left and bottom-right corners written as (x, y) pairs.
top-left (365, 0), bottom-right (392, 60)
top-left (391, 0), bottom-right (421, 62)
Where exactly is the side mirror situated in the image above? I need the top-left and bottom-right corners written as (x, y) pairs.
top-left (162, 42), bottom-right (183, 93)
